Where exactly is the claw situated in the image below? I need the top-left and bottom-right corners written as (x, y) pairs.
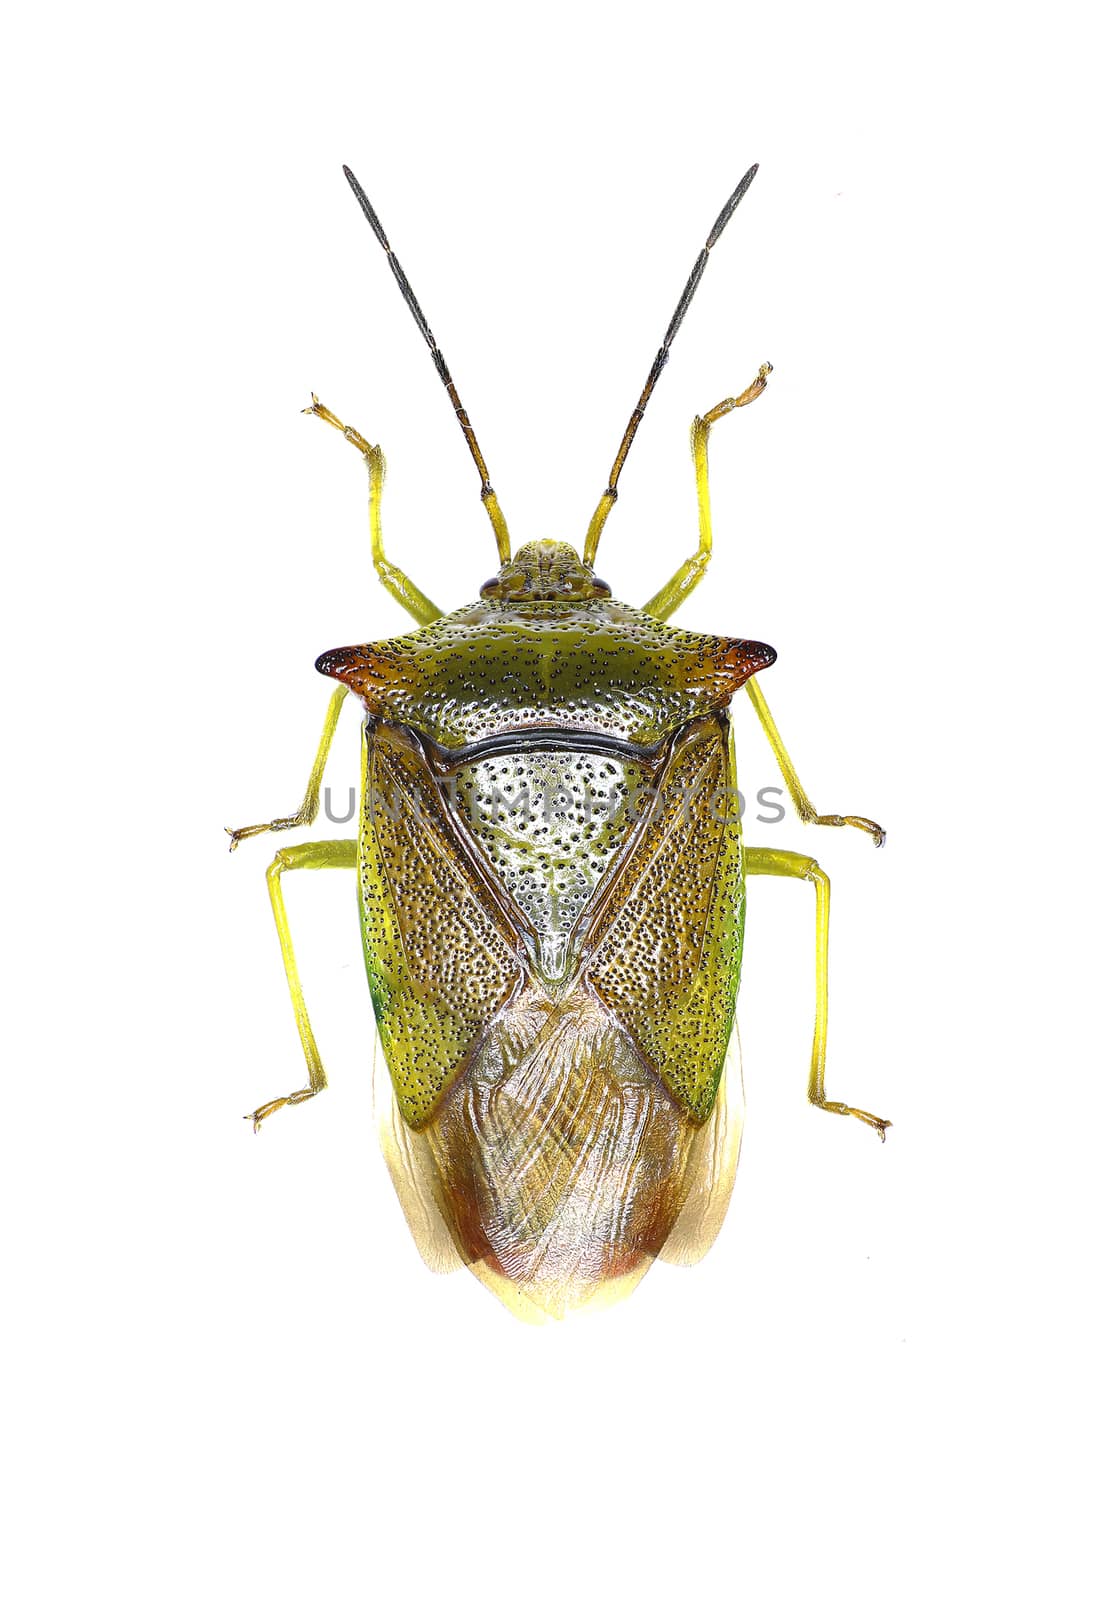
top-left (245, 1088), bottom-right (317, 1131)
top-left (245, 1097), bottom-right (287, 1131)
top-left (818, 1100), bottom-right (892, 1141)
top-left (849, 1109), bottom-right (892, 1142)
top-left (816, 814), bottom-right (886, 848)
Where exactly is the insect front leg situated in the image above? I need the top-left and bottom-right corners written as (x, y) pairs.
top-left (304, 396), bottom-right (443, 625)
top-left (745, 679), bottom-right (885, 847)
top-left (226, 684), bottom-right (350, 850)
top-left (744, 845), bottom-right (890, 1140)
top-left (643, 363), bottom-right (771, 622)
top-left (248, 837), bottom-right (358, 1129)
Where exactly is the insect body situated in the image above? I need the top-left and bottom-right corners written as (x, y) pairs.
top-left (228, 164), bottom-right (888, 1322)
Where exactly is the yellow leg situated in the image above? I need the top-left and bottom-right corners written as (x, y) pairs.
top-left (746, 679), bottom-right (885, 847)
top-left (249, 838), bottom-right (358, 1129)
top-left (226, 684), bottom-right (350, 850)
top-left (744, 845), bottom-right (890, 1140)
top-left (305, 396), bottom-right (443, 625)
top-left (643, 363), bottom-right (771, 622)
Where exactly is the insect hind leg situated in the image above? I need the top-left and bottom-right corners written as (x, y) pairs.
top-left (249, 837), bottom-right (358, 1129)
top-left (744, 844), bottom-right (890, 1140)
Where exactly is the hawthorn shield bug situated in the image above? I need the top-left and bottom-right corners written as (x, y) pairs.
top-left (228, 163), bottom-right (888, 1322)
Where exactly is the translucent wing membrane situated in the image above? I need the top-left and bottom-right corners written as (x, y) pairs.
top-left (376, 990), bottom-right (745, 1322)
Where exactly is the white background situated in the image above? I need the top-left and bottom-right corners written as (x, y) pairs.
top-left (3, 3), bottom-right (1098, 1596)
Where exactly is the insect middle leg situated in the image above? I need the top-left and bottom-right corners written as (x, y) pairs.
top-left (744, 845), bottom-right (890, 1139)
top-left (248, 837), bottom-right (358, 1129)
top-left (305, 396), bottom-right (443, 625)
top-left (226, 684), bottom-right (350, 850)
top-left (745, 679), bottom-right (885, 847)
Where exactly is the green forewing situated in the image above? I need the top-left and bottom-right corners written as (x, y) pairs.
top-left (358, 722), bottom-right (524, 1128)
top-left (584, 715), bottom-right (744, 1122)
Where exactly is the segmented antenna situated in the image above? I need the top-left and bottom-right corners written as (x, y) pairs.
top-left (342, 165), bottom-right (511, 563)
top-left (584, 164), bottom-right (759, 566)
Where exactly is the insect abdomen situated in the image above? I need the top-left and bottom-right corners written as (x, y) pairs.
top-left (358, 711), bottom-right (747, 1318)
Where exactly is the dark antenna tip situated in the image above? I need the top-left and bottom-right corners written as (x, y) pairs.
top-left (705, 164), bottom-right (760, 250)
top-left (585, 161), bottom-right (761, 563)
top-left (340, 161), bottom-right (511, 560)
